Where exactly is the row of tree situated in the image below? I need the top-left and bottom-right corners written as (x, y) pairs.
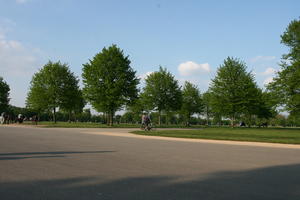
top-left (1, 18), bottom-right (299, 127)
top-left (126, 59), bottom-right (276, 127)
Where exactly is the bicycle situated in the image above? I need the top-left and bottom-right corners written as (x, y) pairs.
top-left (141, 122), bottom-right (156, 131)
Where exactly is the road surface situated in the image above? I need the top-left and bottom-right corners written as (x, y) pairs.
top-left (0, 126), bottom-right (300, 200)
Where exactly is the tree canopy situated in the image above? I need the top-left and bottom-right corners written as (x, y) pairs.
top-left (181, 81), bottom-right (203, 125)
top-left (0, 77), bottom-right (10, 113)
top-left (26, 61), bottom-right (83, 122)
top-left (209, 57), bottom-right (259, 126)
top-left (142, 67), bottom-right (182, 125)
top-left (268, 18), bottom-right (300, 116)
top-left (202, 91), bottom-right (213, 125)
top-left (82, 44), bottom-right (139, 125)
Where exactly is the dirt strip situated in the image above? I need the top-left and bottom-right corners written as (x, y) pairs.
top-left (83, 130), bottom-right (300, 149)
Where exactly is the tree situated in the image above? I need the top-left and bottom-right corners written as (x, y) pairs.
top-left (0, 77), bottom-right (10, 113)
top-left (82, 44), bottom-right (139, 126)
top-left (79, 108), bottom-right (92, 122)
top-left (255, 91), bottom-right (277, 120)
top-left (125, 93), bottom-right (149, 124)
top-left (26, 61), bottom-right (82, 123)
top-left (240, 77), bottom-right (263, 126)
top-left (240, 88), bottom-right (276, 127)
top-left (127, 93), bottom-right (148, 115)
top-left (268, 18), bottom-right (300, 116)
top-left (180, 81), bottom-right (203, 126)
top-left (142, 67), bottom-right (182, 125)
top-left (60, 86), bottom-right (85, 122)
top-left (202, 91), bottom-right (213, 126)
top-left (209, 57), bottom-right (259, 126)
top-left (122, 112), bottom-right (135, 123)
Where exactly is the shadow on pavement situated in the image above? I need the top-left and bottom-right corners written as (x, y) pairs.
top-left (0, 151), bottom-right (115, 161)
top-left (0, 164), bottom-right (300, 200)
top-left (0, 155), bottom-right (65, 160)
top-left (0, 151), bottom-right (116, 156)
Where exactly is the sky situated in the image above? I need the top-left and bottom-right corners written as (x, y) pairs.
top-left (0, 0), bottom-right (299, 108)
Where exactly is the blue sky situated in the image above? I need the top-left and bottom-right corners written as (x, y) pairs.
top-left (0, 0), bottom-right (299, 107)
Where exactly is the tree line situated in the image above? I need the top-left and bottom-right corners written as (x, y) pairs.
top-left (0, 18), bottom-right (299, 127)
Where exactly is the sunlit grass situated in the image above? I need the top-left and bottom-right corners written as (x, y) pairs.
top-left (22, 121), bottom-right (140, 128)
top-left (132, 127), bottom-right (300, 144)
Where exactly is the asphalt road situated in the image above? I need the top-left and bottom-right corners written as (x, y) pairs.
top-left (1, 126), bottom-right (300, 200)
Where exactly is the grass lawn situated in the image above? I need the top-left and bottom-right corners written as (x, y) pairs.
top-left (132, 127), bottom-right (300, 144)
top-left (22, 121), bottom-right (141, 128)
top-left (21, 121), bottom-right (204, 128)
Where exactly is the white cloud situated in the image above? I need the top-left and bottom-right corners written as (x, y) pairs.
top-left (261, 67), bottom-right (276, 75)
top-left (0, 34), bottom-right (41, 77)
top-left (0, 18), bottom-right (43, 77)
top-left (178, 61), bottom-right (210, 76)
top-left (178, 76), bottom-right (210, 87)
top-left (138, 71), bottom-right (153, 80)
top-left (263, 77), bottom-right (274, 85)
top-left (0, 18), bottom-right (45, 107)
top-left (250, 56), bottom-right (276, 63)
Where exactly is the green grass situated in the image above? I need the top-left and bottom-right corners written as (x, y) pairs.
top-left (22, 121), bottom-right (205, 128)
top-left (132, 127), bottom-right (300, 144)
top-left (22, 121), bottom-right (141, 128)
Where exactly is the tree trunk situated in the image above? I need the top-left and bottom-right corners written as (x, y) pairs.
top-left (105, 112), bottom-right (109, 125)
top-left (158, 110), bottom-right (161, 125)
top-left (231, 115), bottom-right (235, 128)
top-left (206, 107), bottom-right (209, 126)
top-left (68, 111), bottom-right (71, 123)
top-left (186, 113), bottom-right (190, 127)
top-left (248, 114), bottom-right (251, 128)
top-left (166, 113), bottom-right (168, 125)
top-left (53, 107), bottom-right (56, 123)
top-left (109, 110), bottom-right (114, 126)
top-left (74, 112), bottom-right (77, 122)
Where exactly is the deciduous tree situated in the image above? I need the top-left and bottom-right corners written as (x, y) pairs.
top-left (0, 77), bottom-right (10, 112)
top-left (142, 67), bottom-right (182, 125)
top-left (82, 44), bottom-right (139, 126)
top-left (26, 61), bottom-right (83, 123)
top-left (180, 81), bottom-right (203, 126)
top-left (210, 57), bottom-right (259, 126)
top-left (202, 91), bottom-right (213, 126)
top-left (268, 18), bottom-right (300, 116)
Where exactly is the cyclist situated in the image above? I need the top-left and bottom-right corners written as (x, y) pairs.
top-left (141, 112), bottom-right (151, 130)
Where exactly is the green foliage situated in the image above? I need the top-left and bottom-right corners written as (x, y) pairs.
top-left (256, 91), bottom-right (277, 120)
top-left (268, 19), bottom-right (300, 115)
top-left (7, 105), bottom-right (36, 119)
top-left (127, 94), bottom-right (148, 115)
top-left (60, 77), bottom-right (85, 118)
top-left (0, 77), bottom-right (10, 112)
top-left (268, 60), bottom-right (300, 114)
top-left (78, 108), bottom-right (92, 122)
top-left (202, 91), bottom-right (213, 125)
top-left (142, 67), bottom-right (182, 124)
top-left (82, 44), bottom-right (139, 125)
top-left (180, 81), bottom-right (203, 125)
top-left (26, 61), bottom-right (83, 122)
top-left (210, 57), bottom-right (259, 125)
top-left (121, 112), bottom-right (135, 123)
top-left (281, 18), bottom-right (300, 61)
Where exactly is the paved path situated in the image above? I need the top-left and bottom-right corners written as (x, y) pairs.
top-left (1, 126), bottom-right (300, 200)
